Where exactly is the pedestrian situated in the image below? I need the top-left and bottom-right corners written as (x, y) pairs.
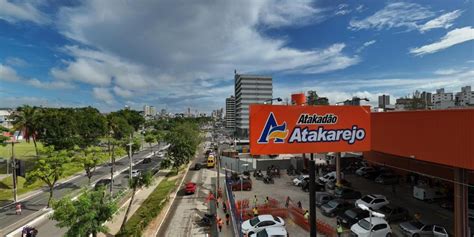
top-left (285, 196), bottom-right (290, 208)
top-left (225, 212), bottom-right (230, 225)
top-left (264, 196), bottom-right (269, 206)
top-left (15, 202), bottom-right (22, 215)
top-left (253, 195), bottom-right (258, 207)
top-left (223, 202), bottom-right (227, 214)
top-left (336, 222), bottom-right (343, 237)
top-left (216, 196), bottom-right (221, 208)
top-left (297, 201), bottom-right (302, 209)
top-left (218, 217), bottom-right (223, 232)
top-left (303, 210), bottom-right (309, 220)
top-left (253, 207), bottom-right (259, 217)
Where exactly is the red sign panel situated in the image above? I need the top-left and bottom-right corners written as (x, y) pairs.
top-left (249, 105), bottom-right (371, 155)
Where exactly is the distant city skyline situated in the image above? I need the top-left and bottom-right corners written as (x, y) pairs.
top-left (0, 1), bottom-right (473, 112)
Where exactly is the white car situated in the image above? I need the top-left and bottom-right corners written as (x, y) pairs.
top-left (350, 217), bottom-right (392, 237)
top-left (355, 194), bottom-right (389, 210)
top-left (131, 170), bottom-right (140, 178)
top-left (249, 226), bottom-right (288, 237)
top-left (292, 175), bottom-right (309, 186)
top-left (356, 167), bottom-right (375, 176)
top-left (318, 171), bottom-right (343, 183)
top-left (241, 215), bottom-right (285, 235)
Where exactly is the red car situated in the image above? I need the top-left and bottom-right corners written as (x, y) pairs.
top-left (185, 182), bottom-right (197, 194)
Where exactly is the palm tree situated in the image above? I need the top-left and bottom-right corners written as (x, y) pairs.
top-left (11, 105), bottom-right (41, 157)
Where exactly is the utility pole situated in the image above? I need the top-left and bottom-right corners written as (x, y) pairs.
top-left (309, 153), bottom-right (316, 237)
top-left (11, 140), bottom-right (17, 203)
top-left (128, 134), bottom-right (133, 180)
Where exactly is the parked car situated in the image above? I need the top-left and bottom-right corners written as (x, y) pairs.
top-left (231, 179), bottom-right (252, 191)
top-left (355, 194), bottom-right (389, 210)
top-left (375, 174), bottom-right (400, 185)
top-left (378, 205), bottom-right (409, 223)
top-left (249, 226), bottom-right (288, 237)
top-left (334, 187), bottom-right (362, 199)
top-left (241, 215), bottom-right (285, 235)
top-left (350, 217), bottom-right (392, 237)
top-left (337, 207), bottom-right (369, 228)
top-left (131, 170), bottom-right (140, 178)
top-left (356, 167), bottom-right (376, 176)
top-left (301, 180), bottom-right (325, 192)
top-left (398, 221), bottom-right (449, 237)
top-left (363, 170), bottom-right (383, 180)
top-left (316, 192), bottom-right (334, 207)
top-left (94, 179), bottom-right (111, 190)
top-left (321, 199), bottom-right (353, 217)
top-left (325, 179), bottom-right (351, 190)
top-left (293, 175), bottom-right (309, 186)
top-left (318, 171), bottom-right (343, 184)
top-left (193, 163), bottom-right (202, 170)
top-left (185, 182), bottom-right (197, 194)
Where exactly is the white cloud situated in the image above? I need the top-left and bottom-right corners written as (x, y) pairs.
top-left (5, 57), bottom-right (28, 67)
top-left (52, 0), bottom-right (360, 109)
top-left (0, 0), bottom-right (49, 24)
top-left (349, 2), bottom-right (434, 31)
top-left (335, 4), bottom-right (351, 16)
top-left (418, 10), bottom-right (462, 32)
top-left (26, 78), bottom-right (75, 89)
top-left (0, 64), bottom-right (21, 81)
top-left (410, 27), bottom-right (474, 56)
top-left (356, 40), bottom-right (377, 53)
top-left (355, 5), bottom-right (364, 13)
top-left (113, 86), bottom-right (133, 98)
top-left (92, 87), bottom-right (115, 105)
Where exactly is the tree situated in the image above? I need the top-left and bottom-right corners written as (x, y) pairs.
top-left (74, 107), bottom-right (107, 148)
top-left (144, 134), bottom-right (156, 151)
top-left (111, 109), bottom-right (145, 131)
top-left (162, 122), bottom-right (200, 172)
top-left (36, 108), bottom-right (79, 150)
top-left (27, 146), bottom-right (70, 207)
top-left (51, 188), bottom-right (117, 237)
top-left (75, 146), bottom-right (107, 185)
top-left (11, 105), bottom-right (41, 156)
top-left (0, 125), bottom-right (8, 145)
top-left (131, 137), bottom-right (141, 154)
top-left (119, 171), bottom-right (152, 232)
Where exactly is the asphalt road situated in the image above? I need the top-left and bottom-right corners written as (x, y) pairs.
top-left (0, 144), bottom-right (163, 236)
top-left (156, 142), bottom-right (216, 237)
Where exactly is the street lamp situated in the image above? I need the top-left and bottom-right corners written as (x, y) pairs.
top-left (241, 163), bottom-right (249, 221)
top-left (263, 97), bottom-right (283, 105)
top-left (357, 203), bottom-right (385, 237)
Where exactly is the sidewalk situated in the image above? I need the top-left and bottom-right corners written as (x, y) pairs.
top-left (216, 164), bottom-right (235, 237)
top-left (100, 170), bottom-right (170, 236)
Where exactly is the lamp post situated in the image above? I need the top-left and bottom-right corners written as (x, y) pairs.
top-left (263, 97), bottom-right (283, 105)
top-left (357, 203), bottom-right (385, 237)
top-left (241, 163), bottom-right (249, 221)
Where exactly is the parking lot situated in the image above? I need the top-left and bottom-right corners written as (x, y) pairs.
top-left (232, 166), bottom-right (464, 237)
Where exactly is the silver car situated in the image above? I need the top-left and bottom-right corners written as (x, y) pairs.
top-left (398, 221), bottom-right (448, 237)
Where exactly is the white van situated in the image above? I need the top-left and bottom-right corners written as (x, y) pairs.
top-left (318, 171), bottom-right (344, 184)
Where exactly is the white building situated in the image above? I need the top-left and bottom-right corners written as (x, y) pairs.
top-left (225, 96), bottom-right (235, 130)
top-left (0, 109), bottom-right (13, 129)
top-left (150, 106), bottom-right (156, 116)
top-left (455, 86), bottom-right (474, 107)
top-left (234, 73), bottom-right (273, 138)
top-left (432, 88), bottom-right (455, 109)
top-left (143, 105), bottom-right (151, 116)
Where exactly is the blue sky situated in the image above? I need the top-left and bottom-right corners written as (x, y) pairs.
top-left (0, 0), bottom-right (473, 112)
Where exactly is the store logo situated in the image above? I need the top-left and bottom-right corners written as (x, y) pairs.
top-left (257, 112), bottom-right (288, 144)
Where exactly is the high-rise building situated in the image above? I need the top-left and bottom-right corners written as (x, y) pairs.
top-left (150, 106), bottom-right (156, 116)
top-left (143, 105), bottom-right (151, 116)
top-left (225, 96), bottom-right (235, 130)
top-left (378, 94), bottom-right (390, 109)
top-left (455, 86), bottom-right (474, 107)
top-left (235, 73), bottom-right (273, 138)
top-left (432, 88), bottom-right (454, 109)
top-left (420, 91), bottom-right (432, 108)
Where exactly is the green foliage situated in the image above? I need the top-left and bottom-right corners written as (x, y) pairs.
top-left (132, 137), bottom-right (141, 154)
top-left (27, 146), bottom-right (71, 206)
top-left (0, 125), bottom-right (8, 146)
top-left (74, 146), bottom-right (108, 184)
top-left (117, 179), bottom-right (177, 237)
top-left (10, 105), bottom-right (40, 143)
top-left (74, 107), bottom-right (108, 148)
top-left (110, 109), bottom-right (145, 131)
top-left (51, 188), bottom-right (117, 237)
top-left (162, 122), bottom-right (200, 171)
top-left (144, 134), bottom-right (156, 150)
top-left (107, 114), bottom-right (133, 141)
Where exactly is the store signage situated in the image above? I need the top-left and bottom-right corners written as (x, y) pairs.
top-left (249, 105), bottom-right (371, 154)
